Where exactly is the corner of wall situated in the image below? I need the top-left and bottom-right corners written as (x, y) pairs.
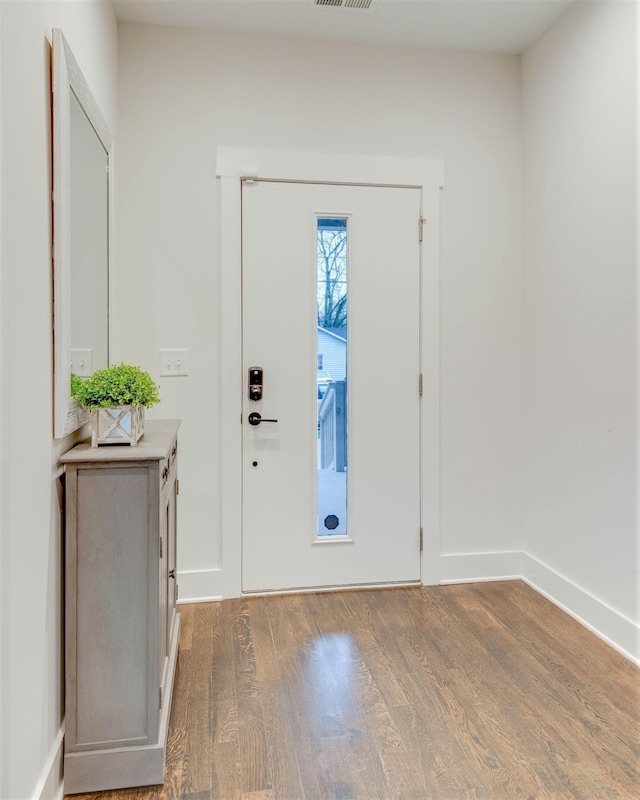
top-left (31, 724), bottom-right (64, 800)
top-left (438, 551), bottom-right (639, 664)
top-left (519, 0), bottom-right (638, 659)
top-left (522, 553), bottom-right (640, 665)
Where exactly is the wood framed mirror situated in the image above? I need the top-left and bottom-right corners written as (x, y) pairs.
top-left (52, 29), bottom-right (112, 438)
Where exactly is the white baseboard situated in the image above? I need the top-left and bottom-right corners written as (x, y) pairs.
top-left (522, 553), bottom-right (640, 665)
top-left (439, 551), bottom-right (523, 584)
top-left (438, 550), bottom-right (639, 664)
top-left (174, 558), bottom-right (638, 664)
top-left (176, 568), bottom-right (222, 603)
top-left (32, 723), bottom-right (64, 800)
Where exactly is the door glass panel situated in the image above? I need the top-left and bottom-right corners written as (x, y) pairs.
top-left (317, 217), bottom-right (348, 537)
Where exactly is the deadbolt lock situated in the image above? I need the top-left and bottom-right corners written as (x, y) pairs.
top-left (248, 366), bottom-right (263, 401)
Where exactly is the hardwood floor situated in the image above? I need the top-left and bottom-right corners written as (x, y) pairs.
top-left (67, 581), bottom-right (640, 800)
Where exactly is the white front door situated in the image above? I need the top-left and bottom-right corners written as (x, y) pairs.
top-left (242, 180), bottom-right (421, 593)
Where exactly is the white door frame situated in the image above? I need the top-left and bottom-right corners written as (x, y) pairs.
top-left (216, 147), bottom-right (444, 598)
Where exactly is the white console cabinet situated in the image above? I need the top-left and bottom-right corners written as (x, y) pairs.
top-left (60, 419), bottom-right (181, 794)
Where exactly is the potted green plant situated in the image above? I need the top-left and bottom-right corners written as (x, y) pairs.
top-left (71, 363), bottom-right (160, 447)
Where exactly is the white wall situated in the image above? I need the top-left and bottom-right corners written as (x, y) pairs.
top-left (117, 23), bottom-right (524, 595)
top-left (0, 6), bottom-right (5, 793)
top-left (0, 2), bottom-right (117, 797)
top-left (0, 5), bottom-right (636, 797)
top-left (522, 1), bottom-right (638, 655)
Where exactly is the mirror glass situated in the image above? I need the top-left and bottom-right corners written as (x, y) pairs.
top-left (69, 91), bottom-right (109, 375)
top-left (53, 30), bottom-right (112, 437)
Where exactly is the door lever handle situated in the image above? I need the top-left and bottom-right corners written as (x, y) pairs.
top-left (248, 412), bottom-right (278, 426)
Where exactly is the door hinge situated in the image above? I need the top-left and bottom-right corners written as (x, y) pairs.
top-left (176, 479), bottom-right (180, 496)
top-left (419, 373), bottom-right (423, 397)
top-left (159, 687), bottom-right (163, 709)
top-left (160, 536), bottom-right (163, 558)
top-left (420, 528), bottom-right (423, 552)
top-left (419, 217), bottom-right (427, 242)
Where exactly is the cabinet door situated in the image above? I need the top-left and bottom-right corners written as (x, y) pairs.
top-left (159, 455), bottom-right (177, 697)
top-left (70, 462), bottom-right (157, 748)
top-left (166, 472), bottom-right (177, 644)
top-left (159, 481), bottom-right (169, 694)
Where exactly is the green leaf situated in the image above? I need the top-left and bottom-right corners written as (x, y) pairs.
top-left (70, 364), bottom-right (160, 409)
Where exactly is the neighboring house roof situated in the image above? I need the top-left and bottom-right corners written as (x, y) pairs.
top-left (318, 326), bottom-right (347, 342)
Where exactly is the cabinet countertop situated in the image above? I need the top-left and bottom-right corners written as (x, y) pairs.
top-left (60, 419), bottom-right (181, 464)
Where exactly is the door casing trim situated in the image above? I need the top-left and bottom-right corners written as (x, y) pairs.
top-left (216, 146), bottom-right (444, 598)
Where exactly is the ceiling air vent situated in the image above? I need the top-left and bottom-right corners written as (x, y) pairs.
top-left (315, 0), bottom-right (373, 9)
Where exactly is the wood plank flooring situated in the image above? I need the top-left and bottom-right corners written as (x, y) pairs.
top-left (66, 581), bottom-right (640, 800)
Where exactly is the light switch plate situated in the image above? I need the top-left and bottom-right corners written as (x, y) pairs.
top-left (70, 349), bottom-right (93, 377)
top-left (160, 348), bottom-right (189, 377)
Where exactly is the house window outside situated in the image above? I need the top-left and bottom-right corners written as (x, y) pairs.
top-left (317, 354), bottom-right (323, 370)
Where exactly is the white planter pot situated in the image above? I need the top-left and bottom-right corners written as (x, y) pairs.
top-left (90, 405), bottom-right (145, 447)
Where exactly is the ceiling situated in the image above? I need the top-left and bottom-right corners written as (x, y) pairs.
top-left (113, 0), bottom-right (576, 55)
